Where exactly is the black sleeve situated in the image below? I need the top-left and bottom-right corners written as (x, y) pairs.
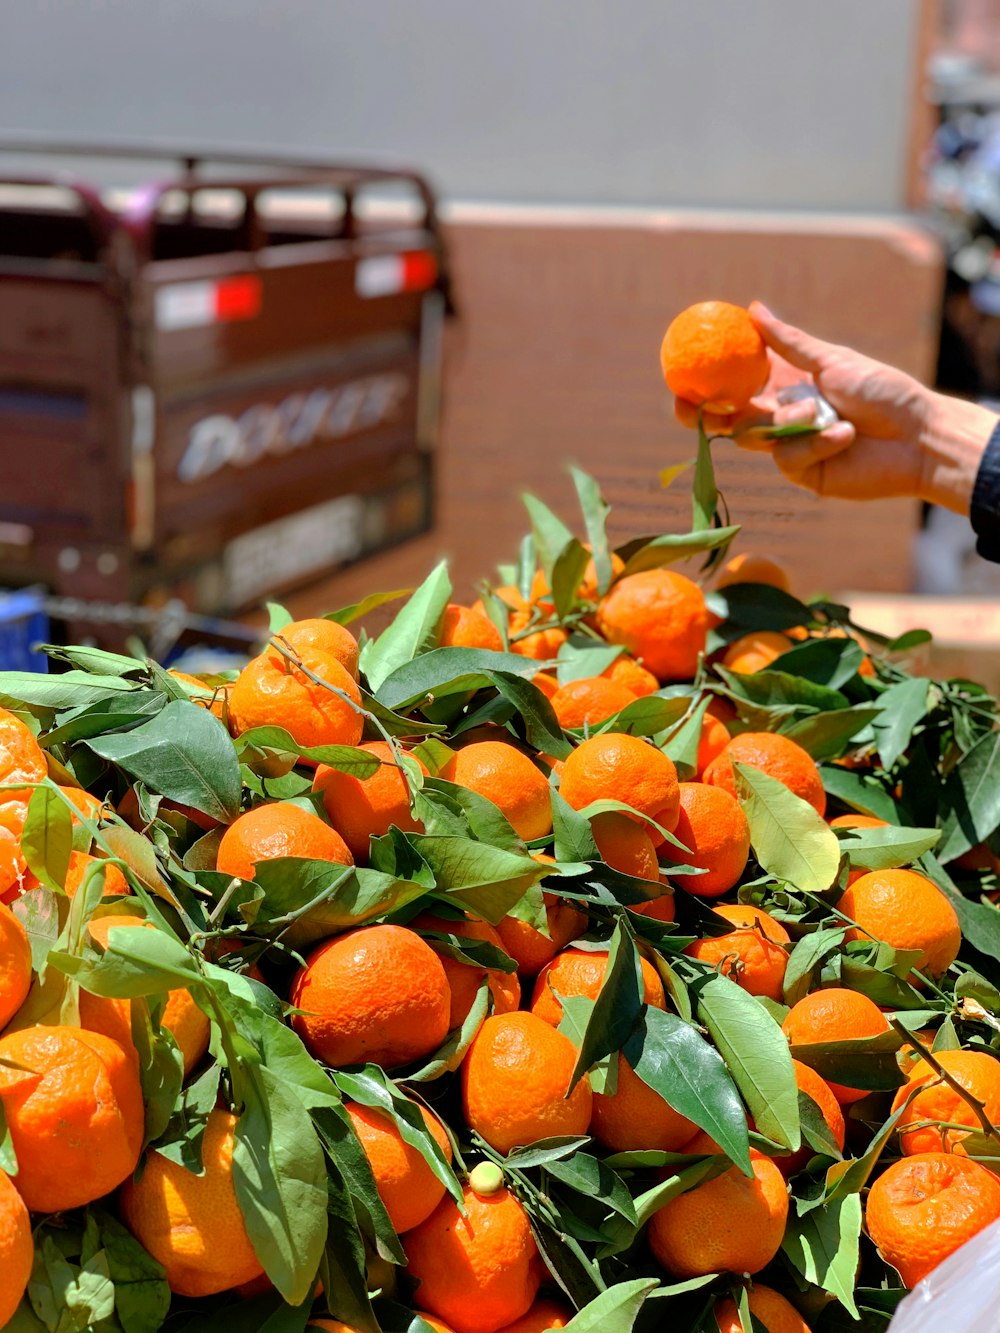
top-left (970, 418), bottom-right (1000, 564)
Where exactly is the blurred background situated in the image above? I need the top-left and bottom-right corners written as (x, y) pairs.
top-left (2, 0), bottom-right (1000, 674)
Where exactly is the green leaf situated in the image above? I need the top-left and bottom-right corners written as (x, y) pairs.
top-left (552, 791), bottom-right (600, 863)
top-left (549, 539), bottom-right (592, 619)
top-left (522, 492), bottom-right (575, 580)
top-left (545, 1152), bottom-right (637, 1227)
top-left (560, 1278), bottom-right (660, 1332)
top-left (376, 649), bottom-right (541, 708)
top-left (556, 640), bottom-right (624, 686)
top-left (618, 527), bottom-right (741, 578)
top-left (266, 602), bottom-right (293, 632)
top-left (311, 1104), bottom-right (405, 1265)
top-left (568, 921), bottom-right (643, 1090)
top-left (407, 834), bottom-right (547, 924)
top-left (87, 700), bottom-right (241, 823)
top-left (923, 853), bottom-right (1000, 965)
top-left (359, 561), bottom-right (452, 691)
top-left (692, 424), bottom-right (718, 532)
top-left (0, 669), bottom-right (138, 711)
top-left (327, 588), bottom-right (413, 626)
top-left (696, 972), bottom-right (800, 1151)
top-left (233, 728), bottom-right (381, 775)
top-left (249, 861), bottom-right (428, 949)
top-left (782, 706), bottom-right (883, 760)
top-left (709, 584), bottom-right (813, 643)
top-left (594, 693), bottom-right (690, 740)
top-left (624, 1007), bottom-right (751, 1172)
top-left (735, 764), bottom-right (840, 893)
top-left (96, 1210), bottom-right (171, 1333)
top-left (155, 1064), bottom-right (222, 1171)
top-left (783, 928), bottom-right (846, 1007)
top-left (788, 1031), bottom-right (905, 1092)
top-left (835, 824), bottom-right (940, 869)
top-left (661, 696), bottom-right (710, 780)
top-left (769, 636), bottom-right (865, 688)
top-left (42, 644), bottom-right (147, 677)
top-left (28, 1229), bottom-right (116, 1330)
top-left (21, 785), bottom-right (72, 892)
top-left (939, 730), bottom-right (1000, 862)
top-left (717, 665), bottom-right (848, 714)
top-left (820, 765), bottom-right (899, 824)
top-left (570, 466), bottom-right (613, 595)
top-left (871, 677), bottom-right (930, 770)
top-left (782, 1193), bottom-right (862, 1315)
top-left (233, 1065), bottom-right (329, 1306)
top-left (489, 672), bottom-right (572, 758)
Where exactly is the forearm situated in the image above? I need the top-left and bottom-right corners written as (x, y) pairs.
top-left (918, 391), bottom-right (999, 515)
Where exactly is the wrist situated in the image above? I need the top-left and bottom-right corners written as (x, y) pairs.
top-left (919, 391), bottom-right (998, 514)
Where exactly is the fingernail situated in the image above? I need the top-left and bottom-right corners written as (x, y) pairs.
top-left (751, 300), bottom-right (773, 319)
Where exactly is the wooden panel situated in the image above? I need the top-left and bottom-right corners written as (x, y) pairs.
top-left (284, 209), bottom-right (944, 627)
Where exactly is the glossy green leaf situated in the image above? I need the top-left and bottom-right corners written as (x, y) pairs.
top-left (871, 677), bottom-right (931, 770)
top-left (939, 730), bottom-right (1000, 862)
top-left (618, 527), bottom-right (741, 578)
top-left (770, 636), bottom-right (865, 688)
top-left (571, 466), bottom-right (614, 595)
top-left (788, 1031), bottom-right (905, 1091)
top-left (560, 1278), bottom-right (660, 1332)
top-left (820, 765), bottom-right (899, 824)
top-left (359, 562), bottom-right (452, 691)
top-left (327, 588), bottom-right (413, 626)
top-left (734, 763), bottom-right (840, 892)
top-left (834, 824), bottom-right (940, 869)
top-left (782, 706), bottom-right (883, 760)
top-left (782, 1193), bottom-right (862, 1315)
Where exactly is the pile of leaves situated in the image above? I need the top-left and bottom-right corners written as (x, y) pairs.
top-left (2, 439), bottom-right (1000, 1333)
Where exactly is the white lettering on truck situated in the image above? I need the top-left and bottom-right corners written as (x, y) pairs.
top-left (177, 371), bottom-right (409, 484)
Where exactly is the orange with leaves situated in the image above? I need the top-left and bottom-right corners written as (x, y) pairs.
top-left (892, 1049), bottom-right (1000, 1157)
top-left (121, 1107), bottom-right (265, 1296)
top-left (660, 301), bottom-right (769, 413)
top-left (0, 707), bottom-right (46, 796)
top-left (704, 732), bottom-right (826, 816)
top-left (439, 604), bottom-right (504, 652)
top-left (531, 947), bottom-right (666, 1028)
top-left (670, 784), bottom-right (751, 897)
top-left (496, 1300), bottom-right (574, 1332)
top-left (0, 900), bottom-right (31, 1027)
top-left (314, 741), bottom-right (426, 861)
top-left (837, 868), bottom-right (961, 979)
top-left (169, 670), bottom-right (230, 720)
top-left (716, 553), bottom-right (793, 594)
top-left (346, 1100), bottom-right (453, 1233)
top-left (559, 732), bottom-right (680, 836)
top-left (440, 741), bottom-right (552, 841)
top-left (462, 1011), bottom-right (592, 1154)
top-left (216, 801), bottom-right (353, 881)
top-left (602, 655), bottom-right (659, 697)
top-left (721, 631), bottom-right (792, 675)
top-left (779, 1060), bottom-right (846, 1176)
top-left (495, 895), bottom-right (587, 977)
top-left (413, 912), bottom-right (520, 1028)
top-left (590, 1054), bottom-right (695, 1153)
top-left (228, 642), bottom-right (363, 749)
top-left (82, 914), bottom-right (211, 1076)
top-left (591, 811), bottom-right (659, 881)
top-left (0, 1025), bottom-right (144, 1212)
top-left (696, 713), bottom-right (731, 776)
top-left (596, 570), bottom-right (708, 683)
top-left (782, 988), bottom-right (890, 1104)
top-left (630, 882), bottom-right (677, 923)
top-left (278, 616), bottom-right (360, 679)
top-left (550, 676), bottom-right (636, 730)
top-left (684, 904), bottom-right (789, 1001)
top-left (713, 1285), bottom-right (810, 1333)
top-left (291, 924), bottom-right (451, 1069)
top-left (0, 1169), bottom-right (31, 1327)
top-left (648, 1132), bottom-right (789, 1277)
top-left (405, 1182), bottom-right (540, 1333)
top-left (866, 1152), bottom-right (1000, 1288)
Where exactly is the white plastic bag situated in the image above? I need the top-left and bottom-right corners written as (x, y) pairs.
top-left (888, 1216), bottom-right (1000, 1331)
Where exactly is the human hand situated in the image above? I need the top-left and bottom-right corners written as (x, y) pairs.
top-left (673, 301), bottom-right (994, 514)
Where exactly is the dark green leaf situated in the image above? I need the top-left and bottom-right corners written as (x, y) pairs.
top-left (619, 527), bottom-right (741, 577)
top-left (788, 1031), bottom-right (905, 1091)
top-left (359, 562), bottom-right (452, 691)
top-left (939, 731), bottom-right (1000, 862)
top-left (783, 929), bottom-right (846, 1007)
top-left (96, 1211), bottom-right (171, 1333)
top-left (782, 706), bottom-right (883, 760)
top-left (407, 834), bottom-right (547, 924)
top-left (567, 921), bottom-right (643, 1090)
top-left (234, 728), bottom-right (380, 775)
top-left (717, 665), bottom-right (848, 714)
top-left (709, 584), bottom-right (813, 644)
top-left (769, 637), bottom-right (865, 688)
top-left (871, 677), bottom-right (930, 770)
top-left (820, 766), bottom-right (899, 824)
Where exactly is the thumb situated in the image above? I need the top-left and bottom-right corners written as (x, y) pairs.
top-left (749, 301), bottom-right (837, 375)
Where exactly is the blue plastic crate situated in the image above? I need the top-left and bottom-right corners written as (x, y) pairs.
top-left (0, 588), bottom-right (49, 672)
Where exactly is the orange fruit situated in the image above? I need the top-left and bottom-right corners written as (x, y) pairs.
top-left (559, 732), bottom-right (680, 836)
top-left (346, 1100), bottom-right (453, 1233)
top-left (313, 741), bottom-right (426, 861)
top-left (592, 811), bottom-right (659, 880)
top-left (602, 655), bottom-right (659, 697)
top-left (550, 676), bottom-right (637, 730)
top-left (67, 849), bottom-right (129, 897)
top-left (508, 615), bottom-right (567, 662)
top-left (0, 899), bottom-right (31, 1027)
top-left (590, 1052), bottom-right (695, 1152)
top-left (648, 1131), bottom-right (789, 1277)
top-left (228, 642), bottom-right (363, 750)
top-left (684, 904), bottom-right (789, 1001)
top-left (216, 801), bottom-right (353, 881)
top-left (405, 1183), bottom-right (540, 1333)
top-left (0, 1169), bottom-right (31, 1326)
top-left (721, 631), bottom-right (792, 675)
top-left (576, 548), bottom-right (626, 603)
top-left (440, 742), bottom-right (552, 841)
top-left (495, 1299), bottom-right (574, 1332)
top-left (0, 1025), bottom-right (144, 1211)
top-left (495, 896), bottom-right (587, 977)
top-left (865, 1152), bottom-right (1000, 1288)
top-left (716, 553), bottom-right (792, 594)
top-left (530, 671), bottom-right (559, 700)
top-left (531, 947), bottom-right (666, 1027)
top-left (462, 1011), bottom-right (592, 1155)
top-left (414, 912), bottom-right (521, 1028)
top-left (837, 869), bottom-right (961, 979)
top-left (120, 1107), bottom-right (265, 1296)
top-left (169, 670), bottom-right (229, 720)
top-left (713, 1284), bottom-right (810, 1333)
top-left (291, 924), bottom-right (450, 1069)
top-left (630, 882), bottom-right (677, 923)
top-left (278, 616), bottom-right (360, 680)
top-left (660, 301), bottom-right (769, 413)
top-left (782, 988), bottom-right (890, 1104)
top-left (669, 783), bottom-right (751, 897)
top-left (0, 800), bottom-right (29, 903)
top-left (0, 707), bottom-right (46, 798)
top-left (829, 814), bottom-right (889, 830)
top-left (82, 914), bottom-right (211, 1077)
top-left (696, 714), bottom-right (731, 777)
top-left (778, 1060), bottom-right (846, 1177)
top-left (439, 604), bottom-right (504, 652)
top-left (704, 732), bottom-right (826, 816)
top-left (595, 570), bottom-right (708, 683)
top-left (891, 1049), bottom-right (1000, 1157)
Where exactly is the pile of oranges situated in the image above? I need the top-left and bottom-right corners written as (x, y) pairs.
top-left (0, 311), bottom-right (997, 1333)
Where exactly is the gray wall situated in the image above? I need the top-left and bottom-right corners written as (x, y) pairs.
top-left (0, 0), bottom-right (920, 211)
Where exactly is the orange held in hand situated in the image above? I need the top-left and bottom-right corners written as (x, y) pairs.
top-left (865, 1152), bottom-right (1000, 1288)
top-left (404, 1182), bottom-right (541, 1333)
top-left (596, 569), bottom-right (708, 683)
top-left (660, 300), bottom-right (769, 414)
